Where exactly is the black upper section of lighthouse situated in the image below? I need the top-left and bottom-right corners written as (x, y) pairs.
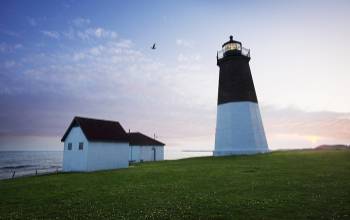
top-left (216, 36), bottom-right (258, 105)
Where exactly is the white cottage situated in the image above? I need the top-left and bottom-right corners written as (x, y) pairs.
top-left (128, 132), bottom-right (165, 163)
top-left (61, 117), bottom-right (129, 172)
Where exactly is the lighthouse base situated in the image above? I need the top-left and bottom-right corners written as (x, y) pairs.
top-left (213, 149), bottom-right (268, 156)
top-left (214, 102), bottom-right (268, 156)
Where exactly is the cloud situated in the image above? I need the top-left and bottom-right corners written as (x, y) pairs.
top-left (0, 33), bottom-right (214, 147)
top-left (62, 28), bottom-right (75, 39)
top-left (2, 23), bottom-right (350, 151)
top-left (62, 3), bottom-right (71, 8)
top-left (177, 53), bottom-right (201, 63)
top-left (72, 17), bottom-right (91, 27)
top-left (39, 20), bottom-right (117, 42)
top-left (115, 39), bottom-right (132, 48)
top-left (14, 44), bottom-right (22, 49)
top-left (89, 45), bottom-right (104, 56)
top-left (27, 17), bottom-right (37, 27)
top-left (262, 106), bottom-right (350, 146)
top-left (0, 29), bottom-right (20, 37)
top-left (1, 38), bottom-right (165, 101)
top-left (176, 53), bottom-right (202, 72)
top-left (176, 39), bottom-right (194, 48)
top-left (41, 30), bottom-right (60, 39)
top-left (77, 27), bottom-right (117, 41)
top-left (4, 60), bottom-right (16, 68)
top-left (72, 52), bottom-right (86, 61)
top-left (0, 43), bottom-right (7, 52)
top-left (0, 43), bottom-right (23, 53)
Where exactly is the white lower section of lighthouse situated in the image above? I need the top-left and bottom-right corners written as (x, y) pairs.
top-left (214, 101), bottom-right (268, 156)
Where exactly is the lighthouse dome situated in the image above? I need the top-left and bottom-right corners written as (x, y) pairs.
top-left (222, 35), bottom-right (242, 51)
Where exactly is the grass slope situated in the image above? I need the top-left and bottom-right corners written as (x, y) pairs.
top-left (0, 150), bottom-right (350, 219)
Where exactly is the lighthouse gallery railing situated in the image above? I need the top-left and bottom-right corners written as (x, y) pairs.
top-left (217, 47), bottom-right (250, 59)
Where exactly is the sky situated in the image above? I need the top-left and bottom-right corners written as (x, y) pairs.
top-left (0, 0), bottom-right (350, 151)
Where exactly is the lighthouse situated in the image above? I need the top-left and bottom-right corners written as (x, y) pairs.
top-left (214, 36), bottom-right (268, 156)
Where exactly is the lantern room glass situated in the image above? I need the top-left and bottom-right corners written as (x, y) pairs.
top-left (224, 42), bottom-right (241, 53)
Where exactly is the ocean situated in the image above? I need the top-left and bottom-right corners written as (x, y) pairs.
top-left (0, 151), bottom-right (63, 180)
top-left (0, 149), bottom-right (212, 180)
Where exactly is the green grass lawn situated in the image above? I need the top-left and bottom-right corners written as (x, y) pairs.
top-left (0, 149), bottom-right (349, 219)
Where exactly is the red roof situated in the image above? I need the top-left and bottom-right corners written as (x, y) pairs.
top-left (128, 132), bottom-right (165, 146)
top-left (61, 117), bottom-right (128, 142)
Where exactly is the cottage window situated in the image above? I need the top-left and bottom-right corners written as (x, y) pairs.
top-left (68, 143), bottom-right (72, 150)
top-left (79, 142), bottom-right (84, 150)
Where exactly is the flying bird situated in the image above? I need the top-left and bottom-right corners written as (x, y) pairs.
top-left (151, 43), bottom-right (156, 50)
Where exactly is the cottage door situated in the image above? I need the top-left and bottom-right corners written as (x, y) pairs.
top-left (152, 148), bottom-right (156, 161)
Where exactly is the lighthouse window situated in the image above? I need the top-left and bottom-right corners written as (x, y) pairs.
top-left (224, 43), bottom-right (241, 52)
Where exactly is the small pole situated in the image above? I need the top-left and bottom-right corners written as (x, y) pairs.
top-left (12, 171), bottom-right (15, 179)
top-left (56, 168), bottom-right (58, 174)
top-left (35, 169), bottom-right (38, 175)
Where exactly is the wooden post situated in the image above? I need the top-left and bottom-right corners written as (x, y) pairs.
top-left (12, 171), bottom-right (15, 179)
top-left (35, 169), bottom-right (38, 175)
